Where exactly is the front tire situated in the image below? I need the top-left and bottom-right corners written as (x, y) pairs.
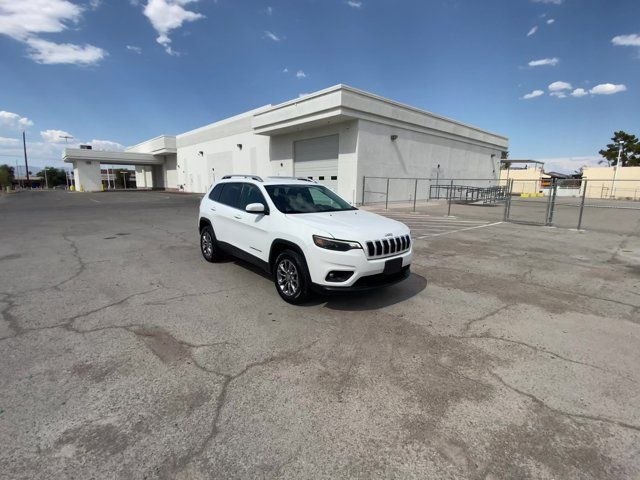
top-left (274, 249), bottom-right (311, 304)
top-left (200, 225), bottom-right (222, 263)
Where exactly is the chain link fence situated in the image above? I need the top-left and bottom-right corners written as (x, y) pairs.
top-left (362, 175), bottom-right (640, 235)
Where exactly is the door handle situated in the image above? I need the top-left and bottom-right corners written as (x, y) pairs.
top-left (233, 215), bottom-right (242, 220)
top-left (210, 207), bottom-right (216, 211)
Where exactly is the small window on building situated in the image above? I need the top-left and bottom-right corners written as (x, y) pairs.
top-left (318, 176), bottom-right (325, 180)
top-left (331, 175), bottom-right (337, 180)
top-left (308, 176), bottom-right (313, 179)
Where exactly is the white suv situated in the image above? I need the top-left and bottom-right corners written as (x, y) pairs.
top-left (198, 175), bottom-right (412, 304)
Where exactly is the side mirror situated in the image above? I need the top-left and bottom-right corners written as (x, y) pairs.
top-left (246, 202), bottom-right (266, 214)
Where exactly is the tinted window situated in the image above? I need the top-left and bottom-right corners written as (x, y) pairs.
top-left (264, 184), bottom-right (355, 214)
top-left (217, 183), bottom-right (242, 208)
top-left (239, 184), bottom-right (267, 210)
top-left (209, 184), bottom-right (224, 201)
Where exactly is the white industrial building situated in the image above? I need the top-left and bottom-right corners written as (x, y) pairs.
top-left (63, 84), bottom-right (508, 204)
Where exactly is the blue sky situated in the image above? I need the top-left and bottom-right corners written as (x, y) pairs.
top-left (0, 0), bottom-right (638, 173)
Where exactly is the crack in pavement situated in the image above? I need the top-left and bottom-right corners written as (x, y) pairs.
top-left (489, 371), bottom-right (640, 433)
top-left (462, 304), bottom-right (513, 333)
top-left (142, 286), bottom-right (244, 306)
top-left (169, 339), bottom-right (320, 474)
top-left (454, 333), bottom-right (639, 385)
top-left (52, 234), bottom-right (88, 291)
top-left (421, 264), bottom-right (640, 314)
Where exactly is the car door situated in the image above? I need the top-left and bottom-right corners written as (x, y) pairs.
top-left (235, 183), bottom-right (271, 262)
top-left (212, 182), bottom-right (244, 244)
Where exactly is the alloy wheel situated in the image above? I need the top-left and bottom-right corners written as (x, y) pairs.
top-left (276, 259), bottom-right (299, 297)
top-left (201, 230), bottom-right (213, 259)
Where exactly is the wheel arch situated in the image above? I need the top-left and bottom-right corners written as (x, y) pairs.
top-left (268, 239), bottom-right (306, 273)
top-left (199, 217), bottom-right (212, 233)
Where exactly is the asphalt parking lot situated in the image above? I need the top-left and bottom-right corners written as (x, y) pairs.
top-left (1, 190), bottom-right (639, 479)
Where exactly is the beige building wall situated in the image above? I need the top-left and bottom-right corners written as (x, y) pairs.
top-left (582, 166), bottom-right (640, 200)
top-left (499, 167), bottom-right (549, 194)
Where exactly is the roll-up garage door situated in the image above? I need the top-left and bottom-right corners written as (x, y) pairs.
top-left (294, 134), bottom-right (339, 192)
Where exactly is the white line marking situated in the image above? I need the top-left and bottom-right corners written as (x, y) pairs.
top-left (89, 198), bottom-right (101, 203)
top-left (417, 222), bottom-right (503, 239)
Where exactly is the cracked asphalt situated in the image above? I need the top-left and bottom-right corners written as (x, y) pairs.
top-left (1, 190), bottom-right (639, 480)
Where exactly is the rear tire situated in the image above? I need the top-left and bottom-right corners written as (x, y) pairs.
top-left (274, 249), bottom-right (312, 304)
top-left (200, 225), bottom-right (223, 263)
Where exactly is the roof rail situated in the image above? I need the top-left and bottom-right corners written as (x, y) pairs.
top-left (266, 176), bottom-right (318, 183)
top-left (221, 174), bottom-right (263, 182)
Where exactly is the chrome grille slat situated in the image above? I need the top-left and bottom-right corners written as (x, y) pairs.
top-left (364, 234), bottom-right (412, 259)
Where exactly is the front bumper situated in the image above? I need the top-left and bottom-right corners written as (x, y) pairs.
top-left (312, 266), bottom-right (410, 293)
top-left (305, 244), bottom-right (413, 289)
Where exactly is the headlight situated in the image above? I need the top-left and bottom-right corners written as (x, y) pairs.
top-left (313, 235), bottom-right (362, 251)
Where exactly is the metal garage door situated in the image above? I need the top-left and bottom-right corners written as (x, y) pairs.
top-left (294, 134), bottom-right (339, 192)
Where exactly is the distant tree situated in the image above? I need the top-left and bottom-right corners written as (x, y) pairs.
top-left (500, 160), bottom-right (512, 170)
top-left (36, 167), bottom-right (68, 187)
top-left (501, 151), bottom-right (509, 159)
top-left (598, 131), bottom-right (640, 167)
top-left (0, 164), bottom-right (15, 187)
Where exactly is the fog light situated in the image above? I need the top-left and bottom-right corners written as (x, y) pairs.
top-left (326, 271), bottom-right (354, 282)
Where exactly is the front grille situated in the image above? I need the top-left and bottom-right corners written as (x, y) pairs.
top-left (365, 234), bottom-right (411, 259)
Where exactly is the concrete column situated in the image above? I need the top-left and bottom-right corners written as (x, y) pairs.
top-left (73, 160), bottom-right (102, 192)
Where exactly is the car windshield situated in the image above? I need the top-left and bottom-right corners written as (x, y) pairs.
top-left (264, 184), bottom-right (356, 214)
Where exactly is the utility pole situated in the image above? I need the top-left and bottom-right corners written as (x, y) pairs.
top-left (43, 167), bottom-right (49, 189)
top-left (611, 141), bottom-right (625, 198)
top-left (22, 131), bottom-right (30, 186)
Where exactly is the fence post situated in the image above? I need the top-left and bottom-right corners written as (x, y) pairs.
top-left (447, 179), bottom-right (454, 216)
top-left (413, 178), bottom-right (418, 212)
top-left (547, 179), bottom-right (558, 226)
top-left (503, 179), bottom-right (511, 221)
top-left (385, 178), bottom-right (390, 210)
top-left (361, 176), bottom-right (366, 205)
top-left (577, 179), bottom-right (587, 230)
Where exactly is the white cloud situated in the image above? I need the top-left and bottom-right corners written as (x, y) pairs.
top-left (549, 91), bottom-right (566, 98)
top-left (589, 83), bottom-right (627, 95)
top-left (546, 18), bottom-right (555, 24)
top-left (41, 129), bottom-right (74, 143)
top-left (541, 156), bottom-right (600, 174)
top-left (0, 136), bottom-right (19, 146)
top-left (0, 0), bottom-right (107, 65)
top-left (142, 0), bottom-right (204, 55)
top-left (548, 81), bottom-right (572, 91)
top-left (298, 92), bottom-right (310, 98)
top-left (296, 70), bottom-right (307, 79)
top-left (528, 57), bottom-right (559, 67)
top-left (266, 6), bottom-right (273, 15)
top-left (0, 110), bottom-right (34, 129)
top-left (347, 1), bottom-right (362, 8)
top-left (264, 30), bottom-right (280, 42)
top-left (522, 89), bottom-right (544, 100)
top-left (89, 139), bottom-right (125, 151)
top-left (571, 88), bottom-right (588, 97)
top-left (26, 38), bottom-right (105, 65)
top-left (527, 26), bottom-right (538, 37)
top-left (126, 45), bottom-right (142, 54)
top-left (282, 67), bottom-right (288, 73)
top-left (0, 0), bottom-right (82, 40)
top-left (611, 34), bottom-right (640, 47)
top-left (532, 0), bottom-right (563, 4)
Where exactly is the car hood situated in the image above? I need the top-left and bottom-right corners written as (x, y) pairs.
top-left (285, 209), bottom-right (409, 242)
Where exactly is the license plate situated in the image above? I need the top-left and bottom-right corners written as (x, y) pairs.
top-left (383, 257), bottom-right (403, 275)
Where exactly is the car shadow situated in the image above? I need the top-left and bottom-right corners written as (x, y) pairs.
top-left (319, 272), bottom-right (428, 311)
top-left (222, 257), bottom-right (427, 310)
